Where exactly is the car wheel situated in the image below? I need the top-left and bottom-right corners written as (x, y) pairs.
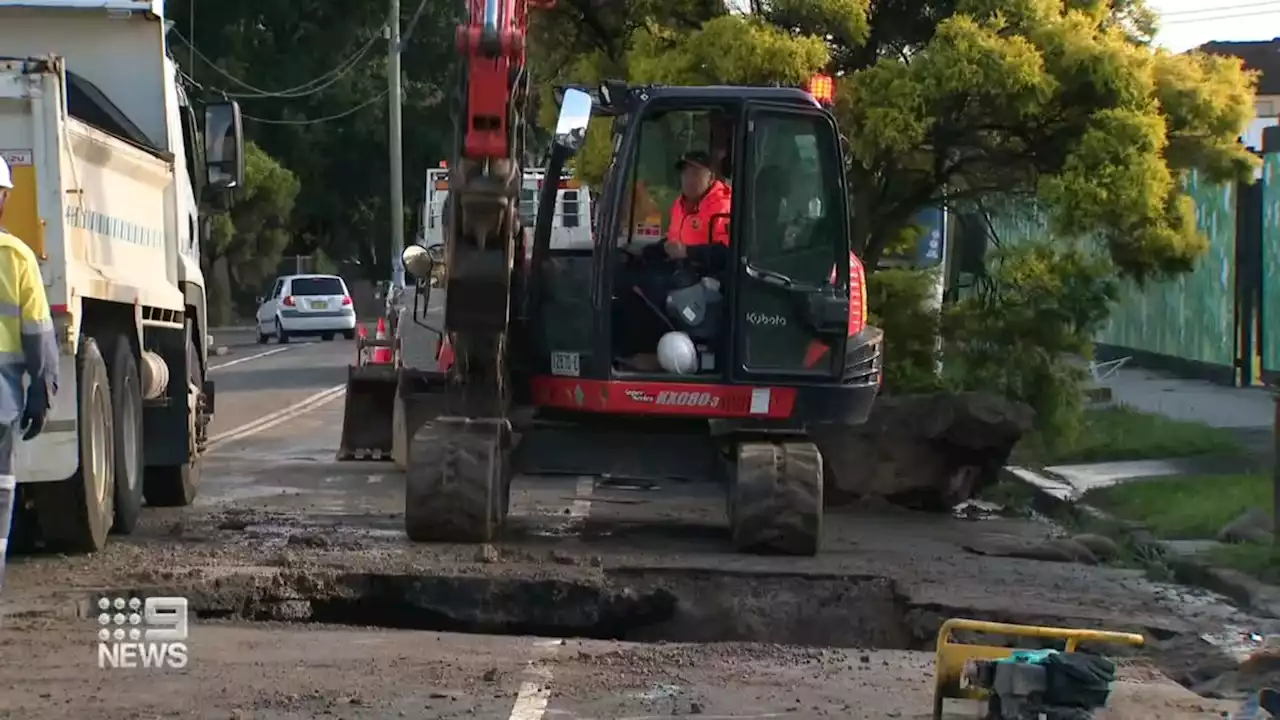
top-left (276, 319), bottom-right (290, 345)
top-left (342, 330), bottom-right (355, 340)
top-left (321, 332), bottom-right (335, 341)
top-left (257, 327), bottom-right (269, 344)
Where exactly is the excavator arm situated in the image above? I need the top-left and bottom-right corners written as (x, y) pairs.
top-left (441, 0), bottom-right (554, 418)
top-left (378, 0), bottom-right (556, 543)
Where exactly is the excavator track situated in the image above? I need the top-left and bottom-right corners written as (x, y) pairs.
top-left (404, 417), bottom-right (511, 543)
top-left (729, 441), bottom-right (824, 556)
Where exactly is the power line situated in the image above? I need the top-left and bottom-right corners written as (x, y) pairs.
top-left (169, 28), bottom-right (380, 99)
top-left (1163, 8), bottom-right (1280, 24)
top-left (1161, 1), bottom-right (1280, 16)
top-left (398, 0), bottom-right (432, 51)
top-left (241, 90), bottom-right (390, 125)
top-left (174, 59), bottom-right (386, 126)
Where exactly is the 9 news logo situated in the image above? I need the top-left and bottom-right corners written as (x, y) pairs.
top-left (95, 596), bottom-right (189, 669)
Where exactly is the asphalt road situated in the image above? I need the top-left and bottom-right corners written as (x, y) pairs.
top-left (205, 330), bottom-right (353, 438)
top-left (0, 327), bottom-right (1257, 718)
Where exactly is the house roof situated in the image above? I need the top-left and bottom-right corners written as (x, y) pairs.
top-left (1197, 38), bottom-right (1280, 95)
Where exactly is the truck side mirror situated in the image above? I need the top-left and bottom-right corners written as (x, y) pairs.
top-left (553, 89), bottom-right (592, 154)
top-left (205, 101), bottom-right (245, 191)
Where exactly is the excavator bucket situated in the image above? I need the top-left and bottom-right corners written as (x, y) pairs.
top-left (337, 362), bottom-right (398, 461)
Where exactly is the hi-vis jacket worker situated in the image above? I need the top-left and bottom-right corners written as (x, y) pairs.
top-left (634, 150), bottom-right (733, 276)
top-left (666, 150), bottom-right (731, 251)
top-left (0, 155), bottom-right (58, 579)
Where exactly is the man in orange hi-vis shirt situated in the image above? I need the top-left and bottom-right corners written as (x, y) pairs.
top-left (628, 150), bottom-right (732, 272)
top-left (664, 150), bottom-right (731, 254)
top-left (615, 150), bottom-right (734, 370)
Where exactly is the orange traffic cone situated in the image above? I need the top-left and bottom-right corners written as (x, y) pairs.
top-left (371, 317), bottom-right (393, 364)
top-left (356, 323), bottom-right (369, 364)
top-left (437, 335), bottom-right (455, 372)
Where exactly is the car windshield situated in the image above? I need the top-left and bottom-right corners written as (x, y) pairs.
top-left (290, 277), bottom-right (344, 296)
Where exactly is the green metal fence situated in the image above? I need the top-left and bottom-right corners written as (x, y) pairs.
top-left (966, 170), bottom-right (1249, 385)
top-left (1095, 173), bottom-right (1237, 373)
top-left (1262, 154), bottom-right (1280, 378)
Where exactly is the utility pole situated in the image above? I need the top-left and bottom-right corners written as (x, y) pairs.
top-left (388, 0), bottom-right (406, 289)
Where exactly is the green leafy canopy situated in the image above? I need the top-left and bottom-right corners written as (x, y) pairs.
top-left (531, 0), bottom-right (1259, 280)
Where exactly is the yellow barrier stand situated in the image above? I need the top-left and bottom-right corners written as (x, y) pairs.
top-left (932, 618), bottom-right (1145, 720)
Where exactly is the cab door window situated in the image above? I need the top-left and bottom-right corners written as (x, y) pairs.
top-left (739, 109), bottom-right (845, 372)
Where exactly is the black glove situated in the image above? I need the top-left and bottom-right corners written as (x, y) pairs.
top-left (21, 382), bottom-right (49, 441)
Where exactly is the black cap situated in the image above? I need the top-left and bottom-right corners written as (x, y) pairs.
top-left (675, 150), bottom-right (713, 172)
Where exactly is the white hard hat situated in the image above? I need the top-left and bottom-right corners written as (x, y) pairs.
top-left (657, 331), bottom-right (699, 375)
top-left (0, 156), bottom-right (11, 189)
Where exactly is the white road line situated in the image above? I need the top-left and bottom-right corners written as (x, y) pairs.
top-left (508, 640), bottom-right (561, 720)
top-left (507, 480), bottom-right (594, 720)
top-left (205, 384), bottom-right (346, 450)
top-left (209, 346), bottom-right (290, 371)
top-left (570, 477), bottom-right (594, 519)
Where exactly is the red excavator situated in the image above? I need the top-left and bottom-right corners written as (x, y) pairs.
top-left (338, 0), bottom-right (883, 555)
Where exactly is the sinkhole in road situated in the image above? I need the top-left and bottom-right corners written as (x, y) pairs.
top-left (143, 567), bottom-right (948, 650)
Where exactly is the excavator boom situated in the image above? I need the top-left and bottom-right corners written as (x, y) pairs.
top-left (337, 0), bottom-right (553, 465)
top-left (455, 0), bottom-right (554, 160)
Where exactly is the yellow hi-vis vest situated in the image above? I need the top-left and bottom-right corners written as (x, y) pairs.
top-left (0, 230), bottom-right (57, 425)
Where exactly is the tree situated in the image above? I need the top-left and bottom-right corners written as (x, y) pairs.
top-left (170, 0), bottom-right (461, 279)
top-left (530, 0), bottom-right (1258, 280)
top-left (204, 141), bottom-right (300, 323)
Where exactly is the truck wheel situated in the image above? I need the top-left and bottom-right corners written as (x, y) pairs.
top-left (29, 336), bottom-right (115, 552)
top-left (107, 336), bottom-right (145, 534)
top-left (143, 322), bottom-right (202, 507)
top-left (728, 441), bottom-right (823, 556)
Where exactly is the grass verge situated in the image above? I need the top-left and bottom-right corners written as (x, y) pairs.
top-left (1083, 472), bottom-right (1280, 583)
top-left (1017, 405), bottom-right (1246, 466)
top-left (1205, 544), bottom-right (1280, 584)
top-left (1082, 473), bottom-right (1266, 540)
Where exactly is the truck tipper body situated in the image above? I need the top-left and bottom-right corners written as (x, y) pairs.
top-left (0, 0), bottom-right (244, 551)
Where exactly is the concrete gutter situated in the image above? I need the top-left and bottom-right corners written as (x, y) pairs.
top-left (1002, 464), bottom-right (1280, 619)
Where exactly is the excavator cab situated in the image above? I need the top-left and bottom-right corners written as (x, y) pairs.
top-left (525, 83), bottom-right (877, 409)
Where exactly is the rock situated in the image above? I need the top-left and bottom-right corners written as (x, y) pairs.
top-left (1070, 533), bottom-right (1121, 561)
top-left (1219, 508), bottom-right (1275, 545)
top-left (962, 534), bottom-right (1098, 565)
top-left (1042, 538), bottom-right (1099, 565)
top-left (813, 392), bottom-right (1035, 510)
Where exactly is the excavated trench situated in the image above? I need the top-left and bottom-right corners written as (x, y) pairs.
top-left (82, 564), bottom-right (1254, 695)
top-left (96, 567), bottom-right (940, 649)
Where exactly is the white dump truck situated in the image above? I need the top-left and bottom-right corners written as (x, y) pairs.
top-left (0, 0), bottom-right (244, 551)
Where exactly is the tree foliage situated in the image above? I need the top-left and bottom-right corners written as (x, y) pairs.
top-left (204, 141), bottom-right (300, 322)
top-left (531, 0), bottom-right (1258, 281)
top-left (170, 0), bottom-right (461, 279)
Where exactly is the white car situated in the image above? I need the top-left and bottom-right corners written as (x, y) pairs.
top-left (256, 274), bottom-right (358, 344)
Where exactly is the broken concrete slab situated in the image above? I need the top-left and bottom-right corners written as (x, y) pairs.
top-left (817, 391), bottom-right (1035, 510)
